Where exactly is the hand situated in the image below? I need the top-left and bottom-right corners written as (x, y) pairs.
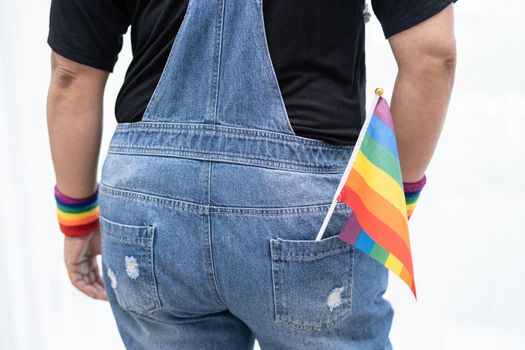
top-left (64, 228), bottom-right (108, 301)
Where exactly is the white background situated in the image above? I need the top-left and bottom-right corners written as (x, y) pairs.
top-left (1, 1), bottom-right (524, 349)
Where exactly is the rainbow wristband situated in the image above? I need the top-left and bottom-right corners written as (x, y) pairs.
top-left (55, 185), bottom-right (100, 237)
top-left (403, 174), bottom-right (427, 220)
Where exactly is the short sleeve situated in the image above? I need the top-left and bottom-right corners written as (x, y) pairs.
top-left (47, 0), bottom-right (130, 72)
top-left (371, 0), bottom-right (457, 38)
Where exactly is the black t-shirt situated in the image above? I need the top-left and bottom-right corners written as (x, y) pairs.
top-left (48, 0), bottom-right (454, 145)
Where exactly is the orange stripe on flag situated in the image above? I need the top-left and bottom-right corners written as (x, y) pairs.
top-left (350, 151), bottom-right (407, 216)
top-left (341, 188), bottom-right (414, 274)
top-left (344, 169), bottom-right (410, 246)
top-left (400, 266), bottom-right (416, 297)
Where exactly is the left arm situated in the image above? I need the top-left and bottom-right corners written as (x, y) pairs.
top-left (47, 51), bottom-right (107, 197)
top-left (47, 51), bottom-right (109, 301)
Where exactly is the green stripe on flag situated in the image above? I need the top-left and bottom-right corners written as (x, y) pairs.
top-left (370, 244), bottom-right (389, 264)
top-left (360, 133), bottom-right (403, 186)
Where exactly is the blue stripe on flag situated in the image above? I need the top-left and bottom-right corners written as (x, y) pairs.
top-left (354, 230), bottom-right (375, 254)
top-left (368, 115), bottom-right (399, 159)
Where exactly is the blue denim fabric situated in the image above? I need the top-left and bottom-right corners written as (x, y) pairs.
top-left (99, 0), bottom-right (394, 349)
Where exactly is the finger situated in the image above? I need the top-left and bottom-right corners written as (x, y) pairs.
top-left (71, 278), bottom-right (101, 300)
top-left (90, 279), bottom-right (109, 301)
top-left (92, 281), bottom-right (109, 301)
top-left (68, 268), bottom-right (108, 301)
top-left (88, 256), bottom-right (106, 289)
top-left (65, 256), bottom-right (92, 274)
top-left (95, 268), bottom-right (105, 289)
top-left (83, 269), bottom-right (97, 285)
top-left (75, 257), bottom-right (107, 292)
top-left (93, 273), bottom-right (108, 301)
top-left (71, 277), bottom-right (108, 301)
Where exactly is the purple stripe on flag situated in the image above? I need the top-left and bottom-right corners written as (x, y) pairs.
top-left (338, 211), bottom-right (362, 244)
top-left (373, 97), bottom-right (394, 131)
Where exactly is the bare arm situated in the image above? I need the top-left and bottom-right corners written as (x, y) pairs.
top-left (47, 52), bottom-right (108, 197)
top-left (47, 51), bottom-right (109, 300)
top-left (388, 4), bottom-right (456, 182)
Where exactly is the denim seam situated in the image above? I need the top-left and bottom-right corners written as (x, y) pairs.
top-left (271, 247), bottom-right (352, 261)
top-left (113, 123), bottom-right (353, 149)
top-left (100, 183), bottom-right (209, 213)
top-left (101, 182), bottom-right (352, 215)
top-left (149, 226), bottom-right (163, 311)
top-left (277, 310), bottom-right (352, 332)
top-left (108, 148), bottom-right (346, 173)
top-left (209, 0), bottom-right (224, 123)
top-left (270, 259), bottom-right (278, 323)
top-left (115, 306), bottom-right (231, 326)
top-left (210, 205), bottom-right (349, 215)
top-left (206, 162), bottom-right (229, 306)
top-left (270, 236), bottom-right (353, 260)
top-left (270, 244), bottom-right (283, 324)
top-left (110, 135), bottom-right (337, 157)
top-left (101, 235), bottom-right (153, 245)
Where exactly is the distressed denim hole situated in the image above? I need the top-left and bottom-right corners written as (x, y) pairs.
top-left (270, 234), bottom-right (355, 332)
top-left (125, 256), bottom-right (140, 280)
top-left (100, 215), bottom-right (162, 316)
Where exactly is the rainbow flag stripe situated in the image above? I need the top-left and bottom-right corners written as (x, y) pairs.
top-left (338, 95), bottom-right (417, 298)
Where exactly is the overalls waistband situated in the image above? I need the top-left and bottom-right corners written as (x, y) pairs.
top-left (109, 122), bottom-right (353, 173)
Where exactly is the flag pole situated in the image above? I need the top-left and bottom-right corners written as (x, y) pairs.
top-left (315, 88), bottom-right (383, 241)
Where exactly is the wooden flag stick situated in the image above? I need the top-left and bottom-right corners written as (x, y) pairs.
top-left (315, 88), bottom-right (383, 241)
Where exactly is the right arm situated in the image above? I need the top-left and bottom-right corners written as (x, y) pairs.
top-left (387, 4), bottom-right (457, 182)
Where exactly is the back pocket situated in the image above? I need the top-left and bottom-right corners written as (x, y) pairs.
top-left (100, 215), bottom-right (162, 316)
top-left (270, 234), bottom-right (355, 332)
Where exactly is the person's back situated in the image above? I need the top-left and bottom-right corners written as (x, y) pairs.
top-left (46, 1), bottom-right (457, 348)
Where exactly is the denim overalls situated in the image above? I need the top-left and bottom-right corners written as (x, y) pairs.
top-left (98, 1), bottom-right (394, 349)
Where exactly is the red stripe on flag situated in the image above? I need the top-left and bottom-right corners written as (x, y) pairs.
top-left (343, 169), bottom-right (410, 246)
top-left (339, 188), bottom-right (414, 274)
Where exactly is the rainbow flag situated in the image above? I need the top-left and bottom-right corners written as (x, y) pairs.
top-left (337, 90), bottom-right (416, 298)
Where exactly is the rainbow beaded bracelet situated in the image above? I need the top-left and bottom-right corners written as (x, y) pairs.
top-left (54, 185), bottom-right (100, 237)
top-left (403, 174), bottom-right (427, 220)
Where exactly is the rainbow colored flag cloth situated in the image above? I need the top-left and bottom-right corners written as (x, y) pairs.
top-left (315, 88), bottom-right (417, 299)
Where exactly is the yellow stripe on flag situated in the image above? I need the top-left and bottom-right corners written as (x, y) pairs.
top-left (385, 254), bottom-right (404, 275)
top-left (351, 150), bottom-right (407, 219)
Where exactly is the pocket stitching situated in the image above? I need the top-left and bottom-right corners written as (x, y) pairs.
top-left (272, 246), bottom-right (352, 261)
top-left (270, 235), bottom-right (355, 332)
top-left (270, 235), bottom-right (353, 261)
top-left (100, 216), bottom-right (162, 315)
top-left (146, 225), bottom-right (162, 313)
